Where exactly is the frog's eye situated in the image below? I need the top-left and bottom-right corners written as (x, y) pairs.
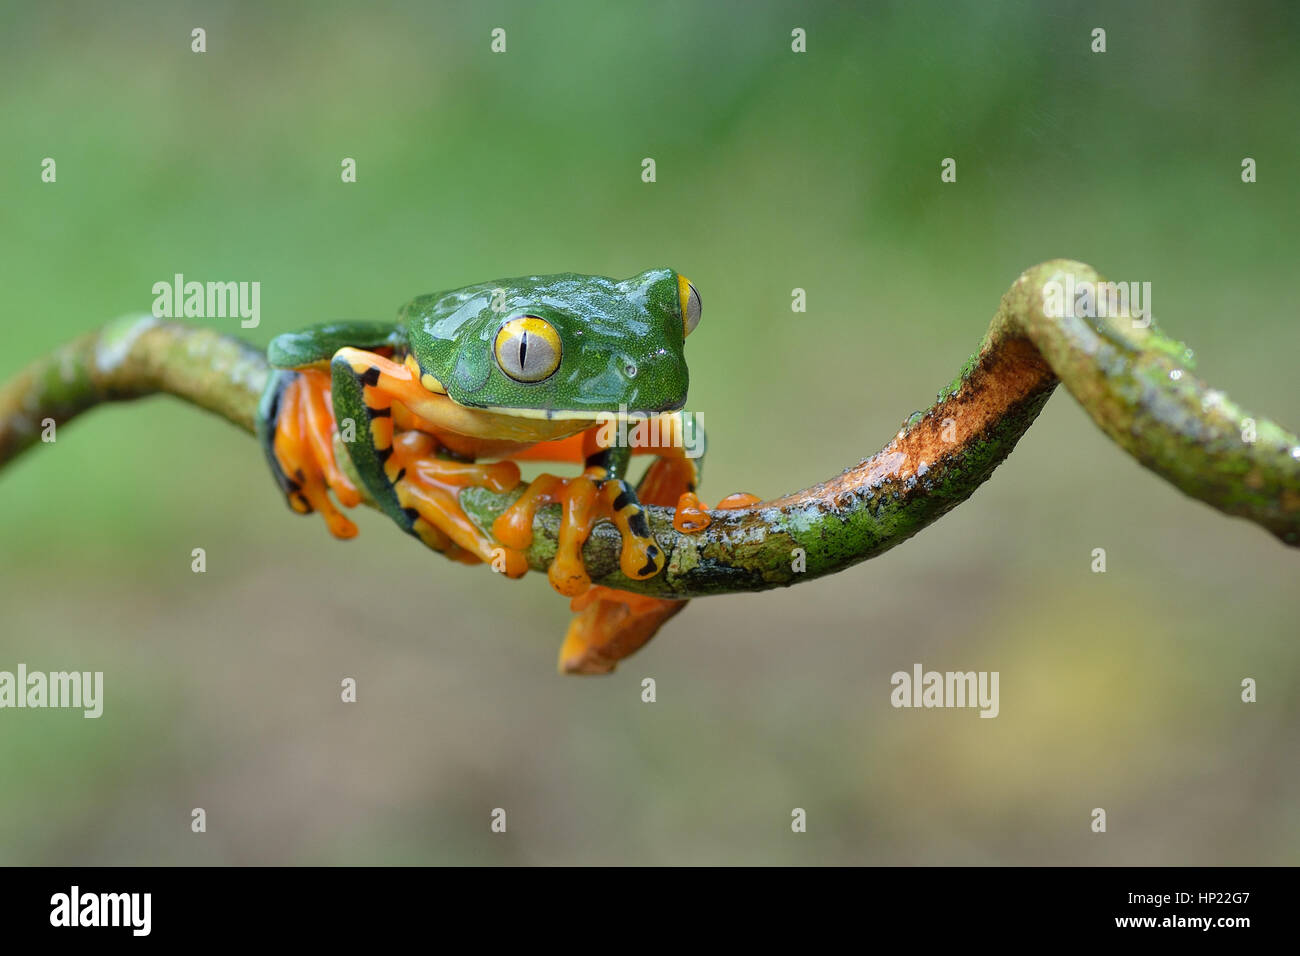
top-left (678, 274), bottom-right (702, 337)
top-left (494, 316), bottom-right (562, 383)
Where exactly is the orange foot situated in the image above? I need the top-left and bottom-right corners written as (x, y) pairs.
top-left (272, 369), bottom-right (363, 539)
top-left (558, 585), bottom-right (687, 675)
top-left (491, 474), bottom-right (665, 597)
top-left (672, 491), bottom-right (763, 534)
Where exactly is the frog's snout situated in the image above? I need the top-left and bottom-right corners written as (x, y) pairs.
top-left (622, 349), bottom-right (687, 412)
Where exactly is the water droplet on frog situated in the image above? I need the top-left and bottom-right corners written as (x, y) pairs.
top-left (624, 363), bottom-right (638, 377)
top-left (1169, 369), bottom-right (1183, 381)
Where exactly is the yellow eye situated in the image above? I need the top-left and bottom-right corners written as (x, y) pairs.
top-left (494, 316), bottom-right (562, 383)
top-left (677, 274), bottom-right (701, 337)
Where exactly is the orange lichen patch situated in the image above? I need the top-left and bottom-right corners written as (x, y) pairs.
top-left (773, 335), bottom-right (1056, 511)
top-left (273, 371), bottom-right (359, 538)
top-left (894, 336), bottom-right (1053, 476)
top-left (716, 492), bottom-right (761, 510)
top-left (558, 585), bottom-right (687, 675)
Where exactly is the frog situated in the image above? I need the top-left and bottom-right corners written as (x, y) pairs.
top-left (253, 269), bottom-right (760, 674)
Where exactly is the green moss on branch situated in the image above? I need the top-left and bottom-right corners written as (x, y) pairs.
top-left (2, 261), bottom-right (1296, 600)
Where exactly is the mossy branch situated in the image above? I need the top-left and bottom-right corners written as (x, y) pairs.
top-left (2, 261), bottom-right (1296, 598)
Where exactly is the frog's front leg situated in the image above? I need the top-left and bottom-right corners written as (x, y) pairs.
top-left (329, 347), bottom-right (529, 576)
top-left (257, 321), bottom-right (408, 539)
top-left (492, 433), bottom-right (665, 597)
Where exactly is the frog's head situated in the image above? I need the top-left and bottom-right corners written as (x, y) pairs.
top-left (402, 268), bottom-right (700, 419)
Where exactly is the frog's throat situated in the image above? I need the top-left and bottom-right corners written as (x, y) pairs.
top-left (475, 405), bottom-right (685, 422)
top-left (396, 386), bottom-right (595, 443)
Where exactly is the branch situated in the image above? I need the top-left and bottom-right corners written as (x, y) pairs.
top-left (2, 261), bottom-right (1296, 598)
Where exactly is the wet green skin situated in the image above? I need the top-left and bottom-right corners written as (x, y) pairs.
top-left (1, 260), bottom-right (1296, 602)
top-left (404, 269), bottom-right (691, 415)
top-left (257, 268), bottom-right (698, 538)
top-left (266, 268), bottom-right (692, 414)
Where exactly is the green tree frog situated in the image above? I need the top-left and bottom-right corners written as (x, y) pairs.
top-left (254, 269), bottom-right (758, 673)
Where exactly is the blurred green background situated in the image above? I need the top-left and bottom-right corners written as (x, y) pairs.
top-left (1, 0), bottom-right (1297, 865)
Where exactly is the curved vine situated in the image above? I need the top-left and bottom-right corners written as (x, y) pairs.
top-left (1, 260), bottom-right (1296, 598)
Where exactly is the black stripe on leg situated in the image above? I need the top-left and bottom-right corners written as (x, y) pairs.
top-left (360, 366), bottom-right (381, 386)
top-left (637, 545), bottom-right (662, 578)
top-left (627, 509), bottom-right (651, 538)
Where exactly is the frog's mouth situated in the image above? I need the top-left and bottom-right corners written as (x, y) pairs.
top-left (399, 359), bottom-right (686, 440)
top-left (474, 403), bottom-right (686, 422)
top-left (408, 357), bottom-right (683, 422)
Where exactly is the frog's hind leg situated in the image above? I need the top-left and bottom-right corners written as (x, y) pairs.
top-left (388, 430), bottom-right (530, 576)
top-left (257, 368), bottom-right (362, 539)
top-left (558, 587), bottom-right (687, 675)
top-left (329, 347), bottom-right (530, 576)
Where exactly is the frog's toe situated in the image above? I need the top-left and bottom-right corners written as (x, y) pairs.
top-left (491, 472), bottom-right (667, 596)
top-left (669, 490), bottom-right (762, 535)
top-left (600, 480), bottom-right (665, 579)
top-left (270, 370), bottom-right (360, 539)
top-left (488, 472), bottom-right (600, 595)
top-left (671, 491), bottom-right (711, 533)
top-left (549, 476), bottom-right (599, 596)
top-left (293, 470), bottom-right (359, 539)
top-left (492, 474), bottom-right (562, 550)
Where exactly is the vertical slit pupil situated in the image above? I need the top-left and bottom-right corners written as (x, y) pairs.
top-left (518, 331), bottom-right (528, 370)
